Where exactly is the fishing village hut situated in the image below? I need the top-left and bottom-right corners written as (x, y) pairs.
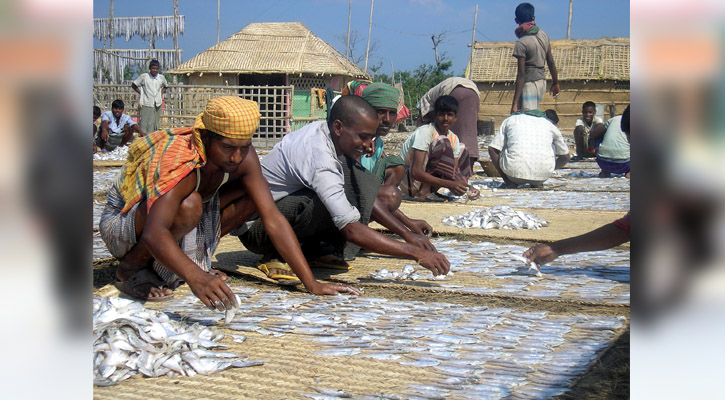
top-left (468, 37), bottom-right (630, 134)
top-left (168, 22), bottom-right (369, 132)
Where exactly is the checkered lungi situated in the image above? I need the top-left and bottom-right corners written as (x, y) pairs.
top-left (99, 184), bottom-right (222, 287)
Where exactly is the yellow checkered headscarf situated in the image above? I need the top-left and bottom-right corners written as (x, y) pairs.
top-left (119, 96), bottom-right (261, 213)
top-left (193, 96), bottom-right (261, 139)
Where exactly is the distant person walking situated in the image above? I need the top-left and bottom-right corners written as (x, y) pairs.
top-left (132, 59), bottom-right (168, 134)
top-left (511, 2), bottom-right (560, 113)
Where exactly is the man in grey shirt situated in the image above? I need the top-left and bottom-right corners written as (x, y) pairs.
top-left (234, 96), bottom-right (450, 279)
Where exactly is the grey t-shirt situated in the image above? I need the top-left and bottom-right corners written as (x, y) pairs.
top-left (512, 30), bottom-right (550, 82)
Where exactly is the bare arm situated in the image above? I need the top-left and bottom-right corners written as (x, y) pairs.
top-left (340, 222), bottom-right (449, 275)
top-left (393, 209), bottom-right (432, 237)
top-left (100, 120), bottom-right (110, 141)
top-left (141, 174), bottom-right (237, 310)
top-left (555, 154), bottom-right (570, 169)
top-left (370, 198), bottom-right (435, 251)
top-left (131, 82), bottom-right (141, 95)
top-left (511, 56), bottom-right (526, 113)
top-left (524, 223), bottom-right (629, 266)
top-left (132, 124), bottom-right (146, 137)
top-left (242, 151), bottom-right (361, 295)
top-left (546, 46), bottom-right (560, 97)
top-left (410, 149), bottom-right (467, 196)
top-left (589, 123), bottom-right (607, 141)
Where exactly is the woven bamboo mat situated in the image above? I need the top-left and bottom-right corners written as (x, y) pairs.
top-left (389, 202), bottom-right (629, 248)
top-left (94, 284), bottom-right (441, 399)
top-left (211, 235), bottom-right (628, 307)
top-left (94, 283), bottom-right (628, 400)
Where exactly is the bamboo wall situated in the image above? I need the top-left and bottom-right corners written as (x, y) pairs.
top-left (476, 80), bottom-right (630, 135)
top-left (93, 83), bottom-right (297, 149)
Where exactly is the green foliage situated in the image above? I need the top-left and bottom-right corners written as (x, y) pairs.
top-left (397, 61), bottom-right (455, 121)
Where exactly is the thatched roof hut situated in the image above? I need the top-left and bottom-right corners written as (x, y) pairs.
top-left (168, 22), bottom-right (367, 79)
top-left (468, 37), bottom-right (630, 134)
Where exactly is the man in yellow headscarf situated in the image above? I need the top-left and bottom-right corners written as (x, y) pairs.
top-left (100, 97), bottom-right (360, 309)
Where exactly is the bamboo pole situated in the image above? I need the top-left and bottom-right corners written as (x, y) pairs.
top-left (567, 0), bottom-right (573, 39)
top-left (364, 0), bottom-right (373, 72)
top-left (467, 5), bottom-right (478, 79)
top-left (346, 0), bottom-right (351, 60)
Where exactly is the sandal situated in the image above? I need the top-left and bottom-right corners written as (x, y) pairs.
top-left (113, 268), bottom-right (174, 302)
top-left (256, 261), bottom-right (301, 286)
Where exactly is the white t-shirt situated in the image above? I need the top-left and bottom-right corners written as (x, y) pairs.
top-left (575, 116), bottom-right (604, 133)
top-left (399, 123), bottom-right (462, 167)
top-left (489, 114), bottom-right (569, 181)
top-left (133, 72), bottom-right (168, 107)
top-left (597, 116), bottom-right (630, 160)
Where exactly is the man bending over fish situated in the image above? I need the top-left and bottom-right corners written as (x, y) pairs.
top-left (231, 96), bottom-right (450, 280)
top-left (100, 97), bottom-right (360, 309)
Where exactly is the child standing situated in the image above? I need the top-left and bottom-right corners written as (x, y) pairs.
top-left (399, 96), bottom-right (480, 201)
top-left (510, 2), bottom-right (560, 113)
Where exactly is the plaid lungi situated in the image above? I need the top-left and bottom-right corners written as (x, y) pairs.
top-left (99, 184), bottom-right (222, 287)
top-left (400, 136), bottom-right (472, 197)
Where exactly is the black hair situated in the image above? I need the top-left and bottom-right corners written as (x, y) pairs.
top-left (328, 95), bottom-right (377, 130)
top-left (434, 95), bottom-right (458, 115)
top-left (545, 109), bottom-right (559, 124)
top-left (582, 101), bottom-right (596, 111)
top-left (93, 105), bottom-right (101, 117)
top-left (205, 130), bottom-right (225, 142)
top-left (621, 105), bottom-right (630, 134)
top-left (149, 59), bottom-right (160, 69)
top-left (111, 99), bottom-right (124, 109)
top-left (515, 3), bottom-right (535, 23)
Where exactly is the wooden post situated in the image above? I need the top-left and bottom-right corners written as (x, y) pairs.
top-left (346, 0), bottom-right (351, 60)
top-left (364, 0), bottom-right (373, 73)
top-left (109, 0), bottom-right (114, 83)
top-left (567, 0), bottom-right (573, 39)
top-left (174, 0), bottom-right (180, 68)
top-left (467, 5), bottom-right (478, 79)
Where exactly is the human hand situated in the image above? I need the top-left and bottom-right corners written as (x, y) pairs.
top-left (417, 250), bottom-right (450, 276)
top-left (306, 282), bottom-right (363, 296)
top-left (523, 244), bottom-right (559, 267)
top-left (467, 186), bottom-right (480, 200)
top-left (408, 218), bottom-right (433, 237)
top-left (188, 271), bottom-right (239, 311)
top-left (447, 180), bottom-right (468, 196)
top-left (550, 83), bottom-right (561, 98)
top-left (404, 232), bottom-right (436, 252)
top-left (101, 130), bottom-right (109, 142)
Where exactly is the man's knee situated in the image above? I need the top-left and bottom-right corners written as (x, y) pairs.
top-left (174, 192), bottom-right (203, 232)
top-left (573, 126), bottom-right (585, 138)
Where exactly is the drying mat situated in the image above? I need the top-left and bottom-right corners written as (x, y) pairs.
top-left (94, 160), bottom-right (126, 168)
top-left (94, 284), bottom-right (628, 400)
top-left (388, 203), bottom-right (629, 248)
top-left (211, 236), bottom-right (629, 306)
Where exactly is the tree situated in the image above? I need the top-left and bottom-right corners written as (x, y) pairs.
top-left (337, 30), bottom-right (379, 66)
top-left (430, 32), bottom-right (449, 69)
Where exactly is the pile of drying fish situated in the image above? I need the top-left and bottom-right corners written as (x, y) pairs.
top-left (368, 264), bottom-right (450, 281)
top-left (93, 146), bottom-right (129, 161)
top-left (93, 296), bottom-right (263, 386)
top-left (442, 205), bottom-right (548, 230)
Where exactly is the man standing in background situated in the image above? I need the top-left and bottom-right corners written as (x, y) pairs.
top-left (132, 59), bottom-right (168, 134)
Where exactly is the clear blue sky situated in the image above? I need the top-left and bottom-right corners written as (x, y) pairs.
top-left (93, 0), bottom-right (630, 75)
